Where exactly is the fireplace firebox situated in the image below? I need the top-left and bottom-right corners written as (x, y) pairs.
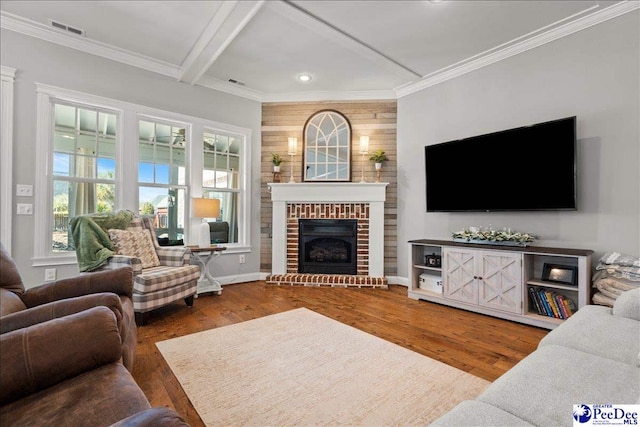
top-left (298, 219), bottom-right (358, 275)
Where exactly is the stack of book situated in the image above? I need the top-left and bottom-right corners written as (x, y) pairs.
top-left (528, 287), bottom-right (576, 319)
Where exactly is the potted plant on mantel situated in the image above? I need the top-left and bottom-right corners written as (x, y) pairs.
top-left (369, 149), bottom-right (388, 182)
top-left (271, 153), bottom-right (285, 173)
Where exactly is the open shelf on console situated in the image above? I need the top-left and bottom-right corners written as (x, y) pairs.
top-left (523, 312), bottom-right (565, 326)
top-left (526, 279), bottom-right (579, 292)
top-left (413, 264), bottom-right (441, 272)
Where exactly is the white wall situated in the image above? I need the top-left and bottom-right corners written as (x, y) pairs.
top-left (0, 29), bottom-right (262, 287)
top-left (397, 11), bottom-right (639, 278)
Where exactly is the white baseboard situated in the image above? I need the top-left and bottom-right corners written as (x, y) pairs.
top-left (197, 272), bottom-right (263, 294)
top-left (218, 272), bottom-right (262, 285)
top-left (386, 276), bottom-right (409, 286)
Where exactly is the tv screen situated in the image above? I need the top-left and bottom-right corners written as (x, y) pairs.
top-left (425, 116), bottom-right (577, 212)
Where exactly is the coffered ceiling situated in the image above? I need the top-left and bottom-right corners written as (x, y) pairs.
top-left (1, 1), bottom-right (637, 101)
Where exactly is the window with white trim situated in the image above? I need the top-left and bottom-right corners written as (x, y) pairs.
top-left (34, 84), bottom-right (252, 265)
top-left (51, 102), bottom-right (118, 252)
top-left (202, 130), bottom-right (242, 244)
top-left (138, 119), bottom-right (188, 244)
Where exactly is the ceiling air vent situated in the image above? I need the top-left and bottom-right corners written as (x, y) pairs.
top-left (49, 20), bottom-right (85, 37)
top-left (227, 78), bottom-right (246, 86)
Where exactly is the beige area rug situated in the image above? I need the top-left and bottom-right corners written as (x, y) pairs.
top-left (156, 308), bottom-right (489, 426)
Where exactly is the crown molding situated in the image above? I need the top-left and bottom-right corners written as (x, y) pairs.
top-left (0, 11), bottom-right (180, 79)
top-left (396, 0), bottom-right (640, 98)
top-left (261, 89), bottom-right (397, 103)
top-left (0, 10), bottom-right (266, 102)
top-left (199, 75), bottom-right (398, 102)
top-left (196, 75), bottom-right (264, 102)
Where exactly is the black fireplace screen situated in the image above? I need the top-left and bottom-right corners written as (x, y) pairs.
top-left (298, 219), bottom-right (357, 275)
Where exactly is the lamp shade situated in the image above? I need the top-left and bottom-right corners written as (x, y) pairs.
top-left (288, 137), bottom-right (297, 155)
top-left (192, 198), bottom-right (221, 248)
top-left (359, 135), bottom-right (369, 154)
top-left (192, 198), bottom-right (220, 219)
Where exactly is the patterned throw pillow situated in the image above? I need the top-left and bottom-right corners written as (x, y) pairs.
top-left (108, 229), bottom-right (161, 269)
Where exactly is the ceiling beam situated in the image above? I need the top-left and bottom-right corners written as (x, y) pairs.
top-left (179, 1), bottom-right (265, 85)
top-left (273, 1), bottom-right (422, 81)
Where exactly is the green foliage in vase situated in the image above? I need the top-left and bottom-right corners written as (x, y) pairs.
top-left (452, 228), bottom-right (536, 244)
top-left (271, 153), bottom-right (285, 166)
top-left (369, 149), bottom-right (388, 163)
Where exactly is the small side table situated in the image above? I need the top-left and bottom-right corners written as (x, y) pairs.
top-left (188, 245), bottom-right (227, 295)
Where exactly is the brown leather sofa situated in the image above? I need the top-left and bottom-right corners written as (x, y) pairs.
top-left (0, 306), bottom-right (188, 426)
top-left (0, 243), bottom-right (137, 371)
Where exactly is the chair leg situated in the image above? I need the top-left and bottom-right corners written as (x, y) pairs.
top-left (184, 295), bottom-right (194, 307)
top-left (135, 311), bottom-right (149, 327)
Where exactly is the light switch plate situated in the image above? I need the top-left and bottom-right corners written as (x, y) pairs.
top-left (16, 203), bottom-right (33, 215)
top-left (44, 268), bottom-right (56, 281)
top-left (16, 184), bottom-right (33, 197)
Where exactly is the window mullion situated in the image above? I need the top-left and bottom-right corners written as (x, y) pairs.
top-left (120, 110), bottom-right (137, 212)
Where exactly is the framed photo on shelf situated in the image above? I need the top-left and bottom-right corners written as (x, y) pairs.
top-left (542, 263), bottom-right (578, 286)
top-left (425, 253), bottom-right (441, 268)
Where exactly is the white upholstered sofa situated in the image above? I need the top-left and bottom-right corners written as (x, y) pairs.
top-left (432, 287), bottom-right (640, 426)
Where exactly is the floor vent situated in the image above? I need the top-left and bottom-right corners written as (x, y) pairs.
top-left (49, 20), bottom-right (85, 36)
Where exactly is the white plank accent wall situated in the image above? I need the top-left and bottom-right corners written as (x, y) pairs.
top-left (261, 100), bottom-right (398, 276)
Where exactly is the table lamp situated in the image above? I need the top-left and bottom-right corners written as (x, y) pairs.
top-left (192, 198), bottom-right (221, 248)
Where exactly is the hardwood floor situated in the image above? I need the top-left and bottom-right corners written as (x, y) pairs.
top-left (132, 282), bottom-right (549, 426)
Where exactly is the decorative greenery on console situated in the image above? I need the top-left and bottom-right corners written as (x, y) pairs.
top-left (452, 227), bottom-right (536, 245)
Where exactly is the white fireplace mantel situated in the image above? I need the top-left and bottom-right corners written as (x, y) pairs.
top-left (268, 182), bottom-right (389, 277)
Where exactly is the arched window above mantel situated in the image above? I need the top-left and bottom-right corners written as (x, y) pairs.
top-left (303, 110), bottom-right (351, 182)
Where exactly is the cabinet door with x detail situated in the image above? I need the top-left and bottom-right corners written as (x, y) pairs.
top-left (443, 248), bottom-right (478, 304)
top-left (478, 251), bottom-right (523, 314)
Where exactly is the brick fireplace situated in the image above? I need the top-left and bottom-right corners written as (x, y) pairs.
top-left (267, 183), bottom-right (388, 288)
top-left (290, 207), bottom-right (366, 275)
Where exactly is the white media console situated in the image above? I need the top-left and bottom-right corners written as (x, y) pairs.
top-left (408, 239), bottom-right (593, 330)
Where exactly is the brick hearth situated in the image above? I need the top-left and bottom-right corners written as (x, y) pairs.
top-left (266, 274), bottom-right (388, 289)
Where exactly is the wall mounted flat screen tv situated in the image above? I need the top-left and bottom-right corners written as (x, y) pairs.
top-left (425, 116), bottom-right (577, 212)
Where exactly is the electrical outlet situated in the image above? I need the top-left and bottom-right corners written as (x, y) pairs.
top-left (16, 184), bottom-right (33, 197)
top-left (239, 254), bottom-right (246, 264)
top-left (44, 268), bottom-right (56, 281)
top-left (16, 203), bottom-right (33, 215)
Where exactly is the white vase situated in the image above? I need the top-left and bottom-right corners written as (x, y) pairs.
top-left (375, 162), bottom-right (382, 171)
top-left (273, 165), bottom-right (281, 173)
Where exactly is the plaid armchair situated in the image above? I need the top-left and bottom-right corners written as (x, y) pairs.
top-left (98, 217), bottom-right (199, 326)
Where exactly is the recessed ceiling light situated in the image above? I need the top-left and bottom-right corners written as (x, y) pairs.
top-left (428, 0), bottom-right (446, 3)
top-left (297, 74), bottom-right (312, 82)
